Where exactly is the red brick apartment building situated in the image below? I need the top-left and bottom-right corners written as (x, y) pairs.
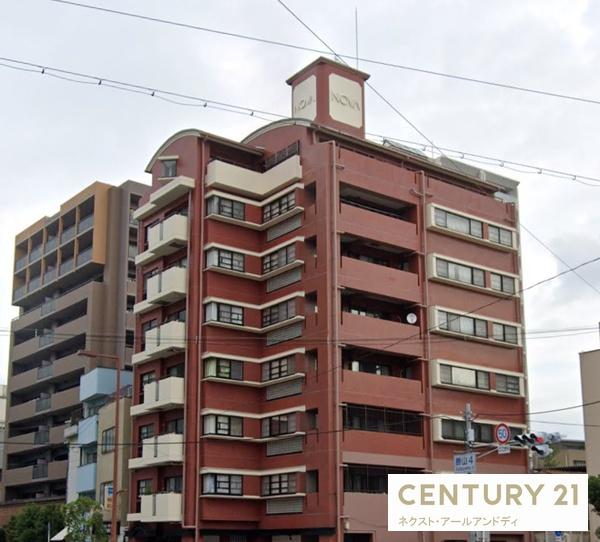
top-left (127, 58), bottom-right (528, 542)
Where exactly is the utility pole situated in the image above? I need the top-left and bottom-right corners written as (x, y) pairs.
top-left (464, 402), bottom-right (474, 452)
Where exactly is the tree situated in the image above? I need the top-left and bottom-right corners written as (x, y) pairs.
top-left (64, 497), bottom-right (108, 542)
top-left (5, 502), bottom-right (64, 542)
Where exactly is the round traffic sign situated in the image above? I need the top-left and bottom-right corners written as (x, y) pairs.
top-left (495, 423), bottom-right (511, 444)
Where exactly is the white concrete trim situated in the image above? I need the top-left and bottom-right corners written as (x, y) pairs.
top-left (200, 466), bottom-right (306, 476)
top-left (204, 182), bottom-right (304, 207)
top-left (201, 406), bottom-right (305, 418)
top-left (201, 348), bottom-right (305, 363)
top-left (204, 236), bottom-right (304, 257)
top-left (203, 291), bottom-right (305, 310)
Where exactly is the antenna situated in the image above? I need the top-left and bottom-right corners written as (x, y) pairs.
top-left (355, 7), bottom-right (359, 69)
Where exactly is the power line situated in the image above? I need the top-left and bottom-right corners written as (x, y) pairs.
top-left (46, 0), bottom-right (600, 108)
top-left (1, 56), bottom-right (600, 186)
top-left (521, 223), bottom-right (600, 296)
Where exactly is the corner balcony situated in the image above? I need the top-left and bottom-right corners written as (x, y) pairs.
top-left (131, 321), bottom-right (186, 365)
top-left (134, 266), bottom-right (187, 315)
top-left (127, 493), bottom-right (182, 523)
top-left (3, 459), bottom-right (68, 487)
top-left (128, 432), bottom-right (184, 469)
top-left (133, 176), bottom-right (195, 221)
top-left (130, 377), bottom-right (184, 417)
top-left (135, 214), bottom-right (188, 266)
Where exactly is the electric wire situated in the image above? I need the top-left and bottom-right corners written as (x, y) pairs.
top-left (1, 56), bottom-right (599, 185)
top-left (46, 0), bottom-right (600, 109)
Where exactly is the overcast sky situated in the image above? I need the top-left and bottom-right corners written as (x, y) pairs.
top-left (1, 0), bottom-right (599, 439)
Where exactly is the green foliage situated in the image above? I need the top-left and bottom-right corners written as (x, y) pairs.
top-left (5, 503), bottom-right (64, 542)
top-left (64, 497), bottom-right (108, 542)
top-left (590, 475), bottom-right (600, 517)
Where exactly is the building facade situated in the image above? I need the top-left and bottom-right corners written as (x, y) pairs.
top-left (128, 58), bottom-right (528, 542)
top-left (2, 180), bottom-right (148, 505)
top-left (580, 349), bottom-right (600, 537)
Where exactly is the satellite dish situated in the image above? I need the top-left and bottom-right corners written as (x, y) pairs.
top-left (406, 312), bottom-right (418, 325)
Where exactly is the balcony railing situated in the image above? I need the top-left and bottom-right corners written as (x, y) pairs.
top-left (59, 258), bottom-right (74, 275)
top-left (78, 214), bottom-right (94, 233)
top-left (39, 332), bottom-right (54, 348)
top-left (77, 247), bottom-right (93, 266)
top-left (35, 397), bottom-right (51, 412)
top-left (40, 298), bottom-right (55, 316)
top-left (61, 224), bottom-right (76, 244)
top-left (37, 364), bottom-right (53, 380)
top-left (45, 237), bottom-right (58, 253)
top-left (30, 245), bottom-right (42, 262)
top-left (13, 285), bottom-right (26, 300)
top-left (34, 430), bottom-right (49, 445)
top-left (28, 276), bottom-right (41, 292)
top-left (32, 463), bottom-right (48, 479)
top-left (15, 255), bottom-right (28, 272)
top-left (43, 268), bottom-right (56, 285)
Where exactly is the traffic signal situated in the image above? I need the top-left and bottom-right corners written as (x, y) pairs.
top-left (513, 432), bottom-right (561, 456)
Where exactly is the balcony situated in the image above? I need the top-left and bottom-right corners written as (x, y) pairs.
top-left (134, 267), bottom-right (187, 314)
top-left (13, 285), bottom-right (26, 302)
top-left (206, 155), bottom-right (302, 198)
top-left (132, 321), bottom-right (186, 365)
top-left (130, 377), bottom-right (184, 417)
top-left (77, 247), bottom-right (93, 266)
top-left (129, 432), bottom-right (184, 469)
top-left (79, 367), bottom-right (132, 402)
top-left (339, 256), bottom-right (420, 304)
top-left (340, 311), bottom-right (423, 358)
top-left (78, 214), bottom-right (94, 233)
top-left (342, 370), bottom-right (425, 412)
top-left (61, 225), bottom-right (76, 244)
top-left (77, 415), bottom-right (98, 445)
top-left (127, 493), bottom-right (182, 523)
top-left (339, 203), bottom-right (418, 252)
top-left (3, 459), bottom-right (68, 487)
top-left (133, 176), bottom-right (195, 221)
top-left (30, 245), bottom-right (42, 263)
top-left (45, 237), bottom-right (58, 253)
top-left (6, 424), bottom-right (66, 454)
top-left (9, 387), bottom-right (80, 423)
top-left (28, 276), bottom-right (41, 293)
top-left (76, 462), bottom-right (97, 493)
top-left (59, 258), bottom-right (74, 276)
top-left (15, 255), bottom-right (28, 272)
top-left (10, 353), bottom-right (88, 392)
top-left (43, 268), bottom-right (56, 285)
top-left (135, 214), bottom-right (188, 266)
top-left (39, 331), bottom-right (54, 348)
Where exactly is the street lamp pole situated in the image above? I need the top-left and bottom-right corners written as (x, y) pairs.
top-left (78, 350), bottom-right (121, 542)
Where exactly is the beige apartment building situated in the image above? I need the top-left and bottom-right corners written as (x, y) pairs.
top-left (2, 180), bottom-right (148, 505)
top-left (581, 349), bottom-right (600, 538)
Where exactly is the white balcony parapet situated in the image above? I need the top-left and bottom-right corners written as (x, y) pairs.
top-left (130, 377), bottom-right (185, 417)
top-left (133, 176), bottom-right (195, 221)
top-left (206, 155), bottom-right (302, 198)
top-left (134, 266), bottom-right (187, 314)
top-left (131, 321), bottom-right (186, 365)
top-left (127, 492), bottom-right (182, 523)
top-left (135, 214), bottom-right (188, 266)
top-left (129, 432), bottom-right (184, 469)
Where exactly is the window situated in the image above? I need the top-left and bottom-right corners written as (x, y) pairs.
top-left (137, 479), bottom-right (153, 503)
top-left (80, 446), bottom-right (97, 465)
top-left (490, 273), bottom-right (516, 294)
top-left (203, 415), bottom-right (243, 437)
top-left (204, 358), bottom-right (243, 380)
top-left (205, 302), bottom-right (244, 326)
top-left (162, 159), bottom-right (177, 178)
top-left (496, 374), bottom-right (520, 395)
top-left (262, 299), bottom-right (296, 327)
top-left (439, 364), bottom-right (490, 390)
top-left (436, 258), bottom-right (485, 287)
top-left (101, 427), bottom-right (116, 453)
top-left (165, 308), bottom-right (186, 323)
top-left (126, 295), bottom-right (135, 311)
top-left (166, 417), bottom-right (184, 434)
top-left (142, 269), bottom-right (158, 298)
top-left (202, 474), bottom-right (242, 495)
top-left (344, 465), bottom-right (417, 493)
top-left (141, 371), bottom-right (155, 387)
top-left (262, 244), bottom-right (296, 273)
top-left (263, 192), bottom-right (296, 222)
top-left (492, 323), bottom-right (519, 344)
top-left (262, 356), bottom-right (295, 381)
top-left (488, 225), bottom-right (513, 247)
top-left (99, 482), bottom-right (112, 507)
top-left (343, 405), bottom-right (423, 436)
top-left (306, 470), bottom-right (319, 493)
top-left (140, 318), bottom-right (157, 349)
top-left (438, 310), bottom-right (487, 338)
top-left (164, 476), bottom-right (183, 493)
top-left (207, 196), bottom-right (245, 220)
top-left (434, 208), bottom-right (483, 238)
top-left (306, 409), bottom-right (318, 431)
top-left (261, 473), bottom-right (297, 496)
top-left (262, 414), bottom-right (297, 437)
top-left (166, 363), bottom-right (184, 378)
top-left (139, 424), bottom-right (154, 441)
top-left (207, 248), bottom-right (245, 272)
